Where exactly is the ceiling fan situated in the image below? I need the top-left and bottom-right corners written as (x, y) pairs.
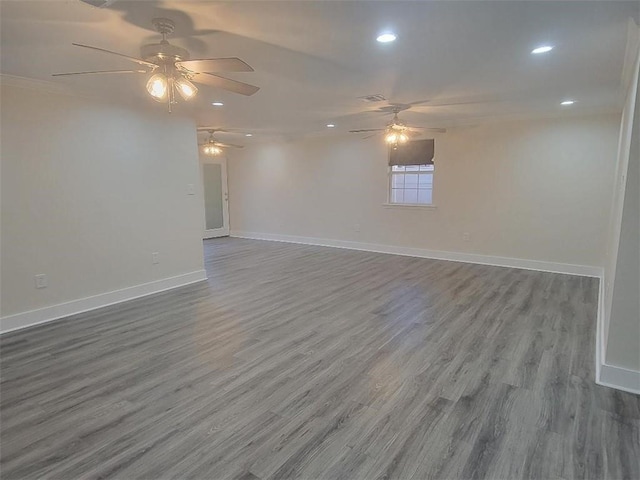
top-left (53, 18), bottom-right (260, 112)
top-left (198, 128), bottom-right (244, 156)
top-left (349, 105), bottom-right (446, 148)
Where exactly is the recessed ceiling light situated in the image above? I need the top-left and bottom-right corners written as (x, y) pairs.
top-left (211, 101), bottom-right (224, 106)
top-left (326, 124), bottom-right (335, 128)
top-left (377, 33), bottom-right (397, 43)
top-left (245, 133), bottom-right (253, 137)
top-left (560, 100), bottom-right (575, 106)
top-left (531, 45), bottom-right (554, 54)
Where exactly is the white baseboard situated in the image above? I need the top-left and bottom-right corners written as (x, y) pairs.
top-left (0, 270), bottom-right (207, 334)
top-left (597, 363), bottom-right (640, 394)
top-left (595, 274), bottom-right (640, 395)
top-left (230, 230), bottom-right (602, 277)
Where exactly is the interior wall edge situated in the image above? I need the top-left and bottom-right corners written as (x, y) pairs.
top-left (0, 270), bottom-right (207, 335)
top-left (593, 275), bottom-right (639, 394)
top-left (601, 27), bottom-right (640, 374)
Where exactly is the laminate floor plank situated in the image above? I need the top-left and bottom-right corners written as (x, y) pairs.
top-left (1, 237), bottom-right (638, 479)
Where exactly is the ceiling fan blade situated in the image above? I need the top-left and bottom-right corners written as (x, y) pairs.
top-left (407, 126), bottom-right (447, 133)
top-left (176, 58), bottom-right (254, 73)
top-left (411, 99), bottom-right (502, 109)
top-left (407, 99), bottom-right (431, 106)
top-left (52, 69), bottom-right (148, 76)
top-left (80, 0), bottom-right (120, 7)
top-left (363, 132), bottom-right (382, 139)
top-left (349, 128), bottom-right (385, 133)
top-left (216, 142), bottom-right (244, 149)
top-left (193, 73), bottom-right (260, 96)
top-left (376, 104), bottom-right (410, 114)
top-left (197, 127), bottom-right (228, 132)
top-left (72, 43), bottom-right (158, 68)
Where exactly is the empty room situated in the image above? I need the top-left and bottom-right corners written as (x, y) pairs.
top-left (1, 1), bottom-right (639, 479)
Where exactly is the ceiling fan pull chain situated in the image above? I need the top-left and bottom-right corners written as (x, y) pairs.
top-left (168, 76), bottom-right (173, 113)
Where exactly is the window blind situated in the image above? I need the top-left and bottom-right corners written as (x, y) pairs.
top-left (388, 139), bottom-right (435, 166)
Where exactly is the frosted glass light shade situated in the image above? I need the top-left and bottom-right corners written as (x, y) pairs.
top-left (146, 73), bottom-right (168, 101)
top-left (386, 130), bottom-right (409, 145)
top-left (175, 77), bottom-right (198, 100)
top-left (203, 144), bottom-right (222, 156)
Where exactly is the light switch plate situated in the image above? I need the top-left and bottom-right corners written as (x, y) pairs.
top-left (35, 274), bottom-right (47, 289)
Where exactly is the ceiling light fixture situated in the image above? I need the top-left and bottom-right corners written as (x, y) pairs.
top-left (245, 134), bottom-right (253, 137)
top-left (203, 144), bottom-right (223, 156)
top-left (198, 128), bottom-right (244, 155)
top-left (385, 129), bottom-right (409, 148)
top-left (174, 76), bottom-right (198, 100)
top-left (212, 101), bottom-right (224, 106)
top-left (145, 69), bottom-right (198, 109)
top-left (531, 45), bottom-right (554, 54)
top-left (377, 33), bottom-right (397, 43)
top-left (326, 124), bottom-right (335, 128)
top-left (146, 73), bottom-right (169, 101)
top-left (53, 18), bottom-right (259, 114)
top-left (384, 109), bottom-right (410, 149)
top-left (560, 100), bottom-right (575, 106)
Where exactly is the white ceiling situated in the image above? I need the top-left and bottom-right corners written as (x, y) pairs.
top-left (1, 0), bottom-right (638, 142)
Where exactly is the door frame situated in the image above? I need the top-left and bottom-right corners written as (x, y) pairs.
top-left (201, 156), bottom-right (230, 238)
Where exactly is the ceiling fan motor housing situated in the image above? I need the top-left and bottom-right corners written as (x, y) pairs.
top-left (141, 18), bottom-right (190, 67)
top-left (140, 42), bottom-right (190, 65)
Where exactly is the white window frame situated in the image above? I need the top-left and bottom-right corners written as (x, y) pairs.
top-left (387, 164), bottom-right (435, 207)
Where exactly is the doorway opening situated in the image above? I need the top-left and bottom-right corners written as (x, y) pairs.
top-left (202, 157), bottom-right (229, 238)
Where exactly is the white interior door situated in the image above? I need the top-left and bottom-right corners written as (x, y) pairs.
top-left (202, 157), bottom-right (229, 238)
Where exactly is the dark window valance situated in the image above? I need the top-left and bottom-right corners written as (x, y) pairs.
top-left (389, 139), bottom-right (434, 166)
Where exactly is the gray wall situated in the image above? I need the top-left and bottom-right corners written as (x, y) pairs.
top-left (0, 82), bottom-right (205, 321)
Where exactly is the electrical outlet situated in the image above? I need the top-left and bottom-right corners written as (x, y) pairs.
top-left (354, 223), bottom-right (361, 233)
top-left (35, 274), bottom-right (47, 289)
top-left (152, 252), bottom-right (160, 265)
top-left (462, 232), bottom-right (471, 242)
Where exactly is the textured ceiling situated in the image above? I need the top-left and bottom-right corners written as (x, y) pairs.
top-left (1, 0), bottom-right (638, 142)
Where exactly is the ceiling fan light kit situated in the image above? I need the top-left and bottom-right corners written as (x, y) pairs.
top-left (146, 73), bottom-right (168, 100)
top-left (53, 17), bottom-right (259, 113)
top-left (385, 129), bottom-right (409, 147)
top-left (203, 144), bottom-right (223, 156)
top-left (145, 71), bottom-right (198, 103)
top-left (349, 104), bottom-right (446, 147)
top-left (198, 128), bottom-right (244, 156)
top-left (175, 76), bottom-right (198, 100)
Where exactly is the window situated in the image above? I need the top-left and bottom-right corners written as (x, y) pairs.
top-left (387, 138), bottom-right (435, 205)
top-left (389, 164), bottom-right (434, 205)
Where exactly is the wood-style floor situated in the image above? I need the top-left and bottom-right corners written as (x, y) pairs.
top-left (1, 238), bottom-right (638, 479)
